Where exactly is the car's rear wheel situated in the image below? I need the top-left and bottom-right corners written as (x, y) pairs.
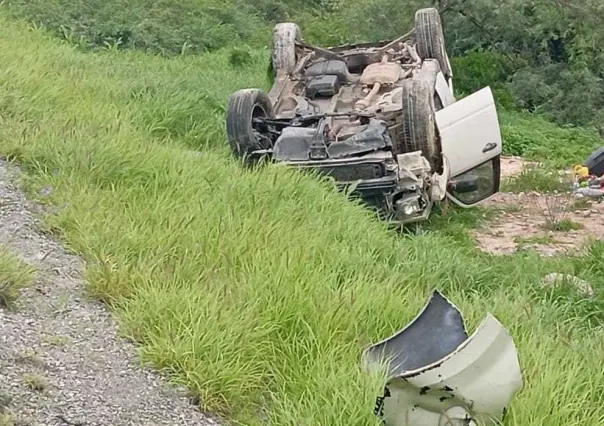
top-left (226, 89), bottom-right (275, 161)
top-left (271, 23), bottom-right (302, 76)
top-left (400, 79), bottom-right (442, 170)
top-left (414, 8), bottom-right (452, 79)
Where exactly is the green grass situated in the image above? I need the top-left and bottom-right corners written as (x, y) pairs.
top-left (546, 218), bottom-right (584, 232)
top-left (514, 234), bottom-right (561, 249)
top-left (499, 110), bottom-right (602, 168)
top-left (22, 372), bottom-right (48, 392)
top-left (0, 247), bottom-right (36, 308)
top-left (1, 0), bottom-right (417, 56)
top-left (0, 14), bottom-right (604, 426)
top-left (0, 413), bottom-right (14, 426)
top-left (501, 166), bottom-right (573, 194)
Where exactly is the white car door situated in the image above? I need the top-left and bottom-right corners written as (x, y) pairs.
top-left (435, 86), bottom-right (503, 207)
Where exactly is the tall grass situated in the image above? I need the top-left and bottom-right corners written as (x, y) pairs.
top-left (0, 15), bottom-right (603, 426)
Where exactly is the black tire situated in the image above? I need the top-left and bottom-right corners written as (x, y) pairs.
top-left (400, 79), bottom-right (441, 170)
top-left (226, 89), bottom-right (274, 160)
top-left (414, 8), bottom-right (452, 79)
top-left (271, 23), bottom-right (301, 75)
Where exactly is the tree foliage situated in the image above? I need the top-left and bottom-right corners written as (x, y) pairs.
top-left (438, 0), bottom-right (604, 127)
top-left (5, 0), bottom-right (604, 127)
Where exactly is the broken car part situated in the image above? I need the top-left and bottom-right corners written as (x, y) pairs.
top-left (363, 290), bottom-right (523, 426)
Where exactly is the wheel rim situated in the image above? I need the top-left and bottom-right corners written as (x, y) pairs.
top-left (252, 104), bottom-right (268, 120)
top-left (251, 104), bottom-right (272, 150)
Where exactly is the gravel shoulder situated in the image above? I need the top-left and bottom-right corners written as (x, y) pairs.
top-left (0, 159), bottom-right (219, 426)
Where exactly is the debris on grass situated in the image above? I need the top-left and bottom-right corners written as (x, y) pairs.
top-left (541, 273), bottom-right (594, 298)
top-left (570, 147), bottom-right (604, 200)
top-left (364, 290), bottom-right (523, 426)
top-left (572, 175), bottom-right (604, 201)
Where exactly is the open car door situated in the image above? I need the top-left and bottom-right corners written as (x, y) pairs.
top-left (435, 86), bottom-right (502, 207)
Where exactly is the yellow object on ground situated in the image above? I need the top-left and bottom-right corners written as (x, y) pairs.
top-left (573, 164), bottom-right (590, 179)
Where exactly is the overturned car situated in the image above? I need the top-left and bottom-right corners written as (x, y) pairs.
top-left (226, 8), bottom-right (503, 224)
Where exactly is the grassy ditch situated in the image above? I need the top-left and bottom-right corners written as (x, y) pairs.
top-left (0, 15), bottom-right (602, 426)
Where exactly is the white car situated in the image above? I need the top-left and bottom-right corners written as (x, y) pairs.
top-left (225, 8), bottom-right (503, 224)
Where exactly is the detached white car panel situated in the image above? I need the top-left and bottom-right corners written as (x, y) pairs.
top-left (435, 86), bottom-right (502, 178)
top-left (363, 290), bottom-right (523, 426)
top-left (391, 315), bottom-right (523, 425)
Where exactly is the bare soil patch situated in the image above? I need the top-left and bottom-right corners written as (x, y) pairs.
top-left (472, 156), bottom-right (603, 256)
top-left (500, 156), bottom-right (540, 179)
top-left (474, 192), bottom-right (603, 256)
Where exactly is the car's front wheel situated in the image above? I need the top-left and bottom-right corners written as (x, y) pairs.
top-left (226, 89), bottom-right (275, 161)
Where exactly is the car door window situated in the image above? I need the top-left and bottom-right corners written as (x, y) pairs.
top-left (447, 157), bottom-right (501, 206)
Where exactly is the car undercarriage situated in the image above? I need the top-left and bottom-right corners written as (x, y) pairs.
top-left (226, 8), bottom-right (503, 224)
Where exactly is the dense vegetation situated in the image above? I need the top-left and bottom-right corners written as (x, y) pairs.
top-left (0, 1), bottom-right (603, 426)
top-left (5, 0), bottom-right (604, 128)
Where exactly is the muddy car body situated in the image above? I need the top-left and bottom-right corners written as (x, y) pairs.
top-left (226, 8), bottom-right (503, 224)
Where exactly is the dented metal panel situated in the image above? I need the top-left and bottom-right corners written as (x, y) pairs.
top-left (363, 290), bottom-right (523, 426)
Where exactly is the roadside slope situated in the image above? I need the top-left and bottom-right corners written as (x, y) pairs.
top-left (0, 160), bottom-right (218, 426)
top-left (0, 14), bottom-right (603, 426)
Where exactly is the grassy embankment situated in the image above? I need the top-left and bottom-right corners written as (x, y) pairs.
top-left (0, 13), bottom-right (603, 426)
